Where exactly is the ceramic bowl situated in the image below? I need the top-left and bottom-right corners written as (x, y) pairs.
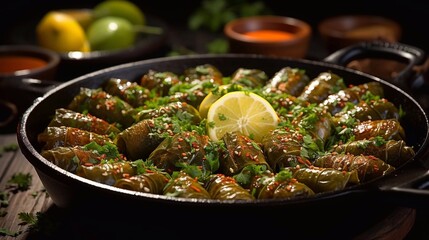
top-left (0, 44), bottom-right (60, 133)
top-left (318, 15), bottom-right (402, 52)
top-left (224, 15), bottom-right (312, 58)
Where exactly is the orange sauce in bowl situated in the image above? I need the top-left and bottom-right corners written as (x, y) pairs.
top-left (0, 55), bottom-right (48, 74)
top-left (243, 30), bottom-right (295, 42)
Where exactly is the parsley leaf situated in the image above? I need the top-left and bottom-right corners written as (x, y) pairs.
top-left (7, 173), bottom-right (32, 192)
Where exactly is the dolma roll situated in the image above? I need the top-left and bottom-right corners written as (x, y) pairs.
top-left (313, 152), bottom-right (395, 181)
top-left (148, 131), bottom-right (220, 175)
top-left (41, 141), bottom-right (126, 173)
top-left (183, 64), bottom-right (223, 85)
top-left (288, 104), bottom-right (334, 144)
top-left (41, 146), bottom-right (102, 173)
top-left (298, 72), bottom-right (346, 103)
top-left (38, 126), bottom-right (113, 150)
top-left (140, 70), bottom-right (180, 97)
top-left (114, 172), bottom-right (170, 194)
top-left (251, 169), bottom-right (315, 199)
top-left (163, 171), bottom-right (211, 199)
top-left (47, 108), bottom-right (120, 136)
top-left (104, 78), bottom-right (152, 108)
top-left (77, 161), bottom-right (136, 186)
top-left (263, 67), bottom-right (310, 96)
top-left (332, 98), bottom-right (400, 126)
top-left (205, 173), bottom-right (254, 200)
top-left (320, 81), bottom-right (384, 115)
top-left (230, 68), bottom-right (268, 89)
top-left (331, 138), bottom-right (415, 167)
top-left (353, 119), bottom-right (405, 141)
top-left (220, 131), bottom-right (270, 176)
top-left (261, 127), bottom-right (312, 172)
top-left (116, 117), bottom-right (176, 160)
top-left (290, 166), bottom-right (360, 193)
top-left (68, 87), bottom-right (135, 129)
top-left (134, 101), bottom-right (201, 125)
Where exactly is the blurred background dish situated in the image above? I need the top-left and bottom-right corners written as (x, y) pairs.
top-left (0, 45), bottom-right (60, 133)
top-left (5, 10), bottom-right (168, 82)
top-left (224, 15), bottom-right (312, 58)
top-left (318, 15), bottom-right (402, 53)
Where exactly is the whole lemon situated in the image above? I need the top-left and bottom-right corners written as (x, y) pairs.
top-left (86, 16), bottom-right (136, 51)
top-left (36, 11), bottom-right (90, 52)
top-left (93, 0), bottom-right (145, 26)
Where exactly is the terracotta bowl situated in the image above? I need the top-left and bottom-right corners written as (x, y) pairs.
top-left (0, 45), bottom-right (60, 133)
top-left (224, 15), bottom-right (312, 58)
top-left (318, 15), bottom-right (402, 52)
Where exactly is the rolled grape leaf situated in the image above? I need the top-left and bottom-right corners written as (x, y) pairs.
top-left (353, 119), bottom-right (405, 141)
top-left (114, 172), bottom-right (170, 194)
top-left (38, 126), bottom-right (113, 150)
top-left (163, 171), bottom-right (211, 199)
top-left (104, 78), bottom-right (152, 108)
top-left (313, 153), bottom-right (395, 181)
top-left (298, 72), bottom-right (346, 103)
top-left (331, 138), bottom-right (415, 167)
top-left (320, 81), bottom-right (384, 115)
top-left (41, 146), bottom-right (101, 173)
top-left (230, 68), bottom-right (268, 89)
top-left (140, 70), bottom-right (180, 97)
top-left (261, 127), bottom-right (312, 172)
top-left (116, 118), bottom-right (175, 160)
top-left (205, 173), bottom-right (254, 200)
top-left (220, 131), bottom-right (270, 176)
top-left (183, 64), bottom-right (223, 85)
top-left (47, 108), bottom-right (120, 136)
top-left (332, 98), bottom-right (400, 126)
top-left (148, 131), bottom-right (219, 175)
top-left (290, 166), bottom-right (360, 193)
top-left (68, 87), bottom-right (135, 129)
top-left (77, 161), bottom-right (136, 186)
top-left (289, 104), bottom-right (334, 144)
top-left (134, 101), bottom-right (201, 125)
top-left (41, 141), bottom-right (126, 173)
top-left (252, 169), bottom-right (315, 199)
top-left (263, 67), bottom-right (310, 96)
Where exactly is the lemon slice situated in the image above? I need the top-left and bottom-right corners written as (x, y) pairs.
top-left (199, 84), bottom-right (245, 119)
top-left (206, 91), bottom-right (279, 142)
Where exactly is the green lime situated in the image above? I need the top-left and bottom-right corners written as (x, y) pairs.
top-left (93, 0), bottom-right (145, 26)
top-left (86, 16), bottom-right (136, 51)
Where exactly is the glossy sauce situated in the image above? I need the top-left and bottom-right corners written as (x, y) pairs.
top-left (243, 30), bottom-right (294, 42)
top-left (0, 55), bottom-right (48, 74)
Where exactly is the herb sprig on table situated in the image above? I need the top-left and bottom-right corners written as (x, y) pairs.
top-left (0, 143), bottom-right (54, 237)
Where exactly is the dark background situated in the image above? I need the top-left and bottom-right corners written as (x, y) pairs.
top-left (2, 0), bottom-right (428, 54)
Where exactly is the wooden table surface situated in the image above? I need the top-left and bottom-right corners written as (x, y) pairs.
top-left (0, 131), bottom-right (428, 239)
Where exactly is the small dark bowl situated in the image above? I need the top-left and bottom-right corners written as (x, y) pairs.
top-left (224, 15), bottom-right (312, 58)
top-left (318, 15), bottom-right (402, 53)
top-left (0, 45), bottom-right (60, 133)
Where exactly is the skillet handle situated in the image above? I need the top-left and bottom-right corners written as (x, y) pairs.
top-left (323, 40), bottom-right (426, 93)
top-left (376, 161), bottom-right (429, 208)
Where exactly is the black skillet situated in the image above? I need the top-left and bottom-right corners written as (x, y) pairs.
top-left (16, 41), bottom-right (429, 238)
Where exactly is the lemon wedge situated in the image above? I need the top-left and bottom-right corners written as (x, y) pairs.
top-left (206, 91), bottom-right (279, 142)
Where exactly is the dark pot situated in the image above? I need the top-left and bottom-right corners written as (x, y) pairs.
top-left (17, 42), bottom-right (429, 238)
